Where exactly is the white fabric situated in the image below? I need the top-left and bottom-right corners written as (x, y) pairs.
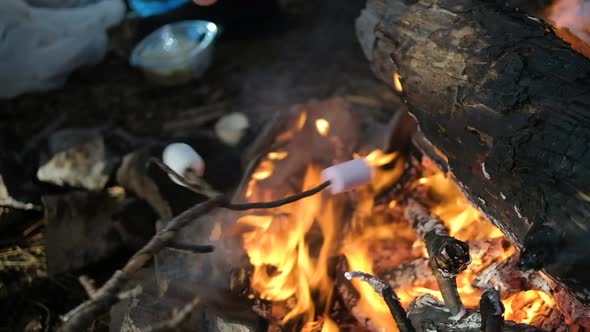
top-left (0, 0), bottom-right (125, 98)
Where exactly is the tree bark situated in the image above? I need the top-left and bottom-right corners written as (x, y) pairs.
top-left (356, 0), bottom-right (590, 303)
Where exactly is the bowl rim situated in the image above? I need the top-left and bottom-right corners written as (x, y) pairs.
top-left (130, 20), bottom-right (219, 70)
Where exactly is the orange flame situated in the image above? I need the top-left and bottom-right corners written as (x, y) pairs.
top-left (503, 290), bottom-right (555, 325)
top-left (315, 118), bottom-right (330, 136)
top-left (238, 122), bottom-right (558, 330)
top-left (544, 0), bottom-right (590, 58)
top-left (393, 73), bottom-right (403, 92)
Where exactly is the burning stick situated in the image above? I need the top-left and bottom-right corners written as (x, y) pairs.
top-left (405, 199), bottom-right (470, 319)
top-left (479, 288), bottom-right (504, 332)
top-left (344, 271), bottom-right (415, 332)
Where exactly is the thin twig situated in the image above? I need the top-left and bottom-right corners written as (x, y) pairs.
top-left (345, 271), bottom-right (415, 332)
top-left (59, 175), bottom-right (329, 332)
top-left (167, 242), bottom-right (214, 253)
top-left (143, 297), bottom-right (201, 332)
top-left (220, 181), bottom-right (330, 210)
top-left (78, 276), bottom-right (97, 299)
top-left (117, 285), bottom-right (143, 300)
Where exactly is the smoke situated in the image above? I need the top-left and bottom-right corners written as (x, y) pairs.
top-left (547, 0), bottom-right (590, 44)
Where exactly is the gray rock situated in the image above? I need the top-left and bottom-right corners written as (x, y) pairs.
top-left (37, 129), bottom-right (115, 190)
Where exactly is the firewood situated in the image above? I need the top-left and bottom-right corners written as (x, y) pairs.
top-left (356, 0), bottom-right (590, 303)
top-left (404, 199), bottom-right (470, 317)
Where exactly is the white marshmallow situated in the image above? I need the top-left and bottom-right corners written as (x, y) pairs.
top-left (162, 143), bottom-right (205, 186)
top-left (321, 158), bottom-right (373, 194)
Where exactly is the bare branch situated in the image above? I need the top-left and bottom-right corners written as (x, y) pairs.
top-left (78, 275), bottom-right (97, 299)
top-left (58, 172), bottom-right (330, 332)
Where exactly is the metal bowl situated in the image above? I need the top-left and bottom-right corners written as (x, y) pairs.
top-left (130, 20), bottom-right (219, 85)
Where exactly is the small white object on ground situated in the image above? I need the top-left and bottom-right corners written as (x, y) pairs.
top-left (162, 143), bottom-right (205, 186)
top-left (321, 158), bottom-right (373, 194)
top-left (214, 112), bottom-right (250, 146)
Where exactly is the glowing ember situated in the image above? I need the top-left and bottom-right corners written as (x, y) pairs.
top-left (393, 73), bottom-right (404, 92)
top-left (315, 118), bottom-right (330, 136)
top-left (268, 151), bottom-right (288, 160)
top-left (252, 160), bottom-right (274, 180)
top-left (503, 290), bottom-right (555, 325)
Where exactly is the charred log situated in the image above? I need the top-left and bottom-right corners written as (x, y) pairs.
top-left (356, 0), bottom-right (590, 303)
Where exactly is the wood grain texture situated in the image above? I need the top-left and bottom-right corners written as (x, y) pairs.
top-left (356, 0), bottom-right (590, 303)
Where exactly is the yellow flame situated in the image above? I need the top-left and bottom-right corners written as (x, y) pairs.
top-left (297, 111), bottom-right (308, 130)
top-left (320, 317), bottom-right (339, 332)
top-left (503, 290), bottom-right (555, 325)
top-left (343, 243), bottom-right (397, 332)
top-left (238, 115), bottom-right (555, 331)
top-left (252, 160), bottom-right (274, 180)
top-left (393, 73), bottom-right (403, 92)
top-left (268, 151), bottom-right (288, 160)
top-left (315, 118), bottom-right (330, 136)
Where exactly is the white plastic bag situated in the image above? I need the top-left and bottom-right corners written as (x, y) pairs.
top-left (0, 0), bottom-right (126, 98)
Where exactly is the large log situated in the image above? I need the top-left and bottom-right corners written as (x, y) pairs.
top-left (355, 0), bottom-right (590, 303)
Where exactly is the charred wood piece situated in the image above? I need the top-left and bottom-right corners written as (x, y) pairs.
top-left (345, 271), bottom-right (415, 332)
top-left (405, 199), bottom-right (469, 318)
top-left (479, 288), bottom-right (504, 332)
top-left (473, 255), bottom-right (551, 298)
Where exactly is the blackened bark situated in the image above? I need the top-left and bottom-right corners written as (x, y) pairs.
top-left (356, 0), bottom-right (590, 303)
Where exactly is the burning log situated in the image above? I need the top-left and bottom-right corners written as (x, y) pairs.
top-left (479, 288), bottom-right (504, 332)
top-left (404, 199), bottom-right (470, 317)
top-left (356, 0), bottom-right (590, 303)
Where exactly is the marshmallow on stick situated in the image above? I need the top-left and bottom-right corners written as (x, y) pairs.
top-left (321, 158), bottom-right (373, 194)
top-left (162, 143), bottom-right (205, 186)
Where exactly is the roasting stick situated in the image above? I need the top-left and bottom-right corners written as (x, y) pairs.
top-left (404, 199), bottom-right (470, 319)
top-left (345, 271), bottom-right (416, 332)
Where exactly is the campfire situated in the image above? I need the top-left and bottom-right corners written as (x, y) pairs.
top-left (221, 98), bottom-right (577, 331)
top-left (38, 0), bottom-right (590, 331)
